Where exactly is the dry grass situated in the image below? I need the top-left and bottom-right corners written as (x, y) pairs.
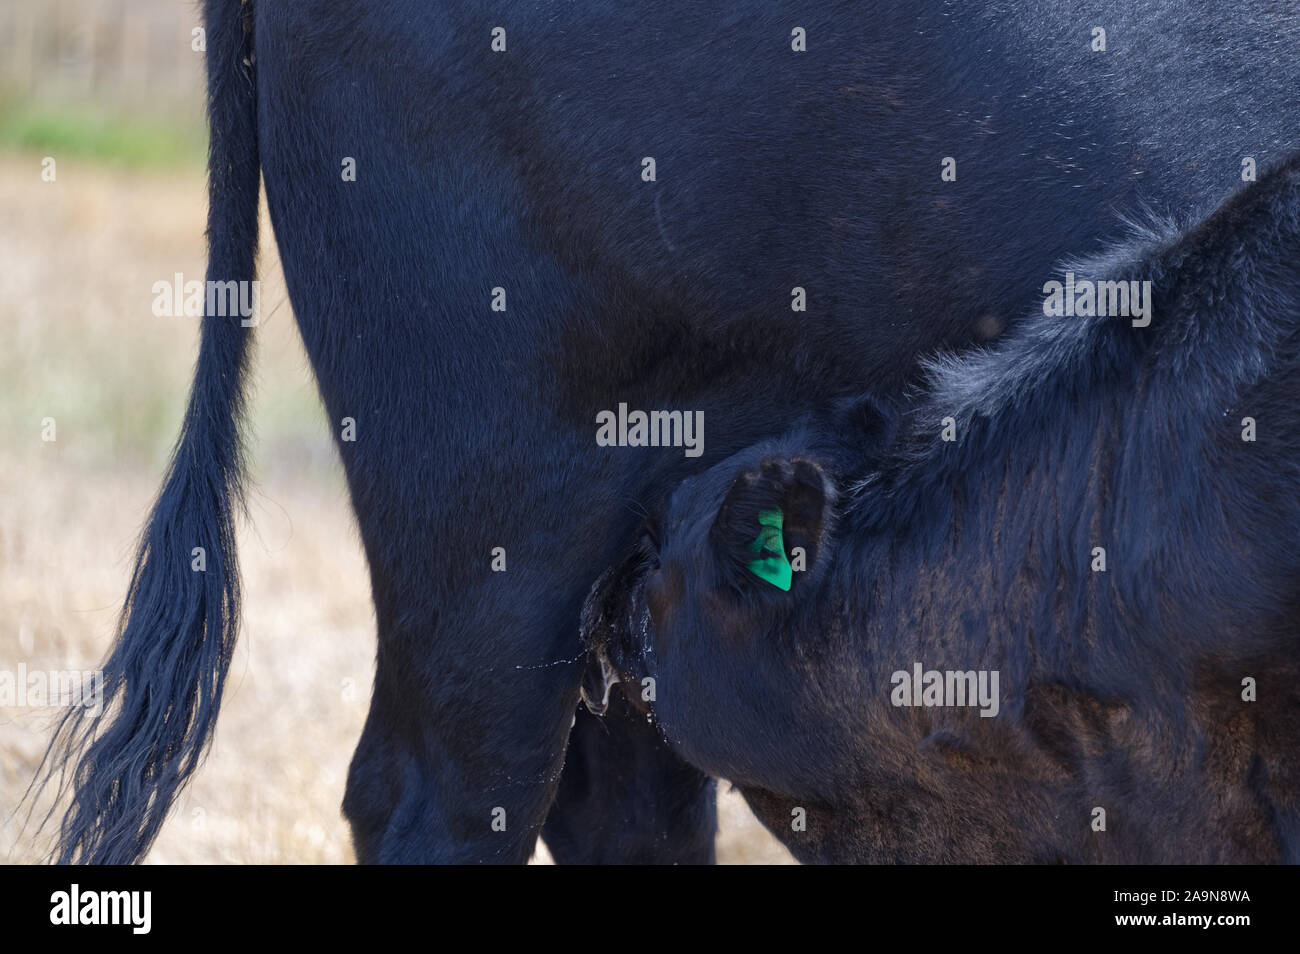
top-left (0, 154), bottom-right (794, 864)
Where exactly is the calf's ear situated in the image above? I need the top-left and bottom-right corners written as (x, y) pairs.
top-left (709, 457), bottom-right (834, 593)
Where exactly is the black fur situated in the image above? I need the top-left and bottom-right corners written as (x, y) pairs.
top-left (38, 0), bottom-right (1300, 863)
top-left (587, 155), bottom-right (1300, 863)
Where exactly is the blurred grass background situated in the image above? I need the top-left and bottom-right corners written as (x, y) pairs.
top-left (0, 99), bottom-right (205, 168)
top-left (0, 0), bottom-right (793, 864)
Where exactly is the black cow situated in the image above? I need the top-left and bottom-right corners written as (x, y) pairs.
top-left (583, 154), bottom-right (1300, 863)
top-left (38, 0), bottom-right (1300, 863)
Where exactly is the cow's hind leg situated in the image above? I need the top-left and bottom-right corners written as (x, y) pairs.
top-left (342, 604), bottom-right (581, 864)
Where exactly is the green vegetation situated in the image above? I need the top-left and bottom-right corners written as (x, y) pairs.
top-left (0, 99), bottom-right (205, 168)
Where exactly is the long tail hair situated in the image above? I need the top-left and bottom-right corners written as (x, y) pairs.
top-left (34, 0), bottom-right (261, 864)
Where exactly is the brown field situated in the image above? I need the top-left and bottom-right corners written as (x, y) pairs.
top-left (0, 154), bottom-right (795, 864)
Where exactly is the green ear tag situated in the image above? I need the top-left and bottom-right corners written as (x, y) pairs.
top-left (746, 509), bottom-right (793, 591)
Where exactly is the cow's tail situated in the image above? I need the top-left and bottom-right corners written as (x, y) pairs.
top-left (35, 0), bottom-right (260, 864)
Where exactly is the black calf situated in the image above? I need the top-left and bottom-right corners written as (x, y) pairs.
top-left (586, 155), bottom-right (1300, 863)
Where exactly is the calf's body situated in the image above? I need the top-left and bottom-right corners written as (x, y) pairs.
top-left (588, 155), bottom-right (1300, 863)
